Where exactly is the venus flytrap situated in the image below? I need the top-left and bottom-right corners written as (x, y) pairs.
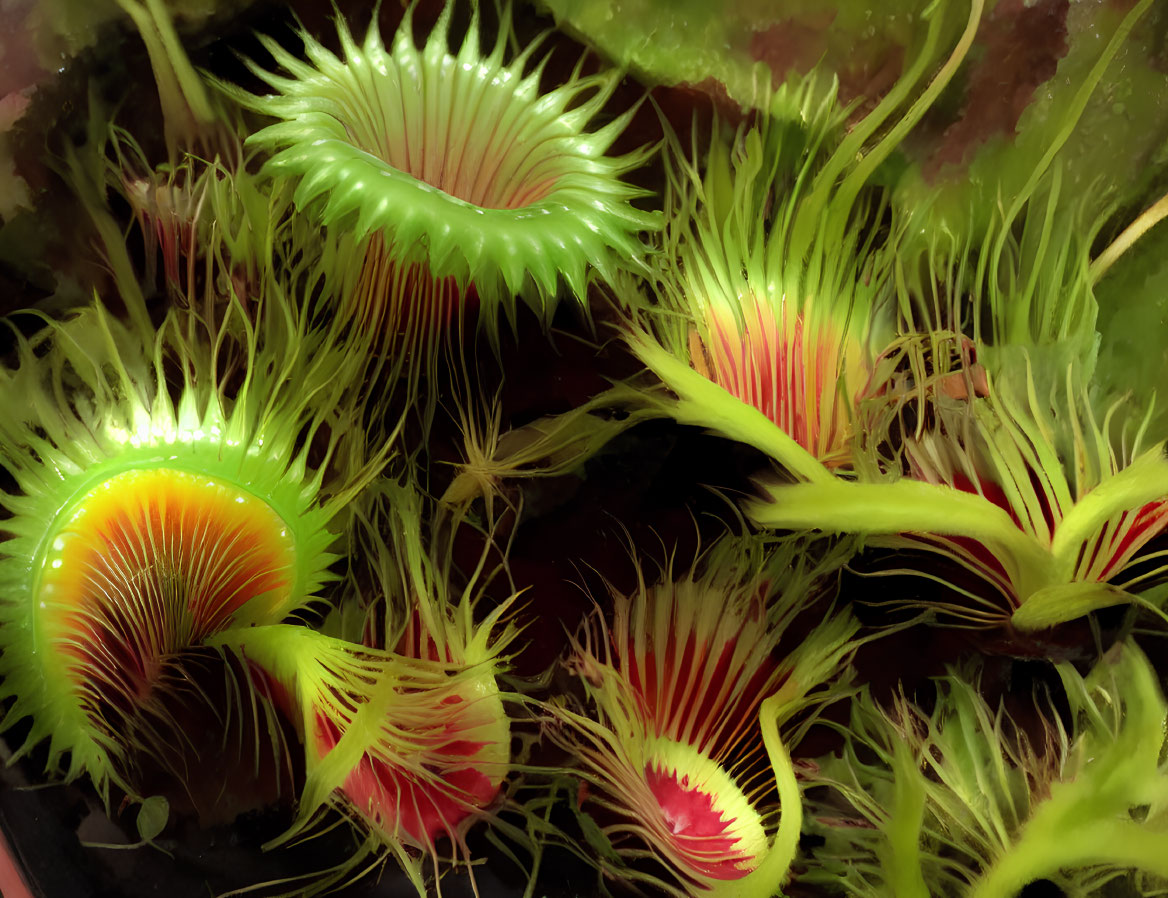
top-left (806, 642), bottom-right (1168, 898)
top-left (806, 673), bottom-right (1052, 898)
top-left (0, 291), bottom-right (384, 801)
top-left (220, 0), bottom-right (657, 365)
top-left (966, 644), bottom-right (1168, 898)
top-left (620, 85), bottom-right (885, 484)
top-left (548, 533), bottom-right (857, 896)
top-left (750, 356), bottom-right (1168, 629)
top-left (68, 105), bottom-right (380, 442)
top-left (618, 0), bottom-right (985, 484)
top-left (733, 0), bottom-right (1165, 633)
top-left (211, 622), bottom-right (515, 897)
top-left (211, 479), bottom-right (523, 896)
top-left (745, 126), bottom-right (1168, 634)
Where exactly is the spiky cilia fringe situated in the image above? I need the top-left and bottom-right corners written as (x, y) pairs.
top-left (64, 46), bottom-right (415, 474)
top-left (211, 478), bottom-right (524, 896)
top-left (210, 623), bottom-right (511, 897)
top-left (894, 166), bottom-right (1102, 375)
top-left (751, 352), bottom-right (1168, 630)
top-left (64, 95), bottom-right (389, 462)
top-left (623, 83), bottom-right (883, 478)
top-left (219, 1), bottom-right (658, 353)
top-left (0, 282), bottom-right (388, 800)
top-left (617, 0), bottom-right (985, 483)
top-left (743, 7), bottom-right (1168, 631)
top-left (547, 532), bottom-right (857, 896)
top-left (804, 641), bottom-right (1168, 897)
top-left (741, 0), bottom-right (1166, 631)
top-left (892, 0), bottom-right (1159, 370)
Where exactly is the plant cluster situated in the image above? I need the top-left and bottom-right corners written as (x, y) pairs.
top-left (1, 1), bottom-right (1167, 897)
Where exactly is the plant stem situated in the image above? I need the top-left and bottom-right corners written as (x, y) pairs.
top-left (727, 693), bottom-right (803, 898)
top-left (1090, 188), bottom-right (1168, 284)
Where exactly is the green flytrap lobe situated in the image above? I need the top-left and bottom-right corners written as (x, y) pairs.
top-left (804, 641), bottom-right (1168, 898)
top-left (750, 352), bottom-right (1168, 631)
top-left (617, 0), bottom-right (985, 486)
top-left (209, 625), bottom-right (515, 897)
top-left (620, 87), bottom-right (877, 482)
top-left (0, 293), bottom-right (384, 801)
top-left (737, 26), bottom-right (1168, 633)
top-left (891, 162), bottom-right (1103, 382)
top-left (221, 0), bottom-right (659, 349)
top-left (547, 532), bottom-right (858, 897)
top-left (209, 480), bottom-right (523, 897)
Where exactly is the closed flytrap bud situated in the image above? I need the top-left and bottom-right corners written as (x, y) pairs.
top-left (547, 532), bottom-right (858, 897)
top-left (105, 121), bottom-right (297, 306)
top-left (751, 343), bottom-right (1168, 632)
top-left (616, 0), bottom-right (985, 486)
top-left (803, 641), bottom-right (1168, 898)
top-left (210, 480), bottom-right (523, 895)
top-left (54, 0), bottom-right (264, 324)
top-left (59, 93), bottom-right (341, 416)
top-left (219, 0), bottom-right (658, 400)
top-left (0, 299), bottom-right (383, 802)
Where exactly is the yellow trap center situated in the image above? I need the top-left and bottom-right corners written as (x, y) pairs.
top-left (37, 467), bottom-right (297, 699)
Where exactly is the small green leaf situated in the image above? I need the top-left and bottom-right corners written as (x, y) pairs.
top-left (572, 793), bottom-right (622, 864)
top-left (1011, 582), bottom-right (1130, 631)
top-left (136, 795), bottom-right (169, 843)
